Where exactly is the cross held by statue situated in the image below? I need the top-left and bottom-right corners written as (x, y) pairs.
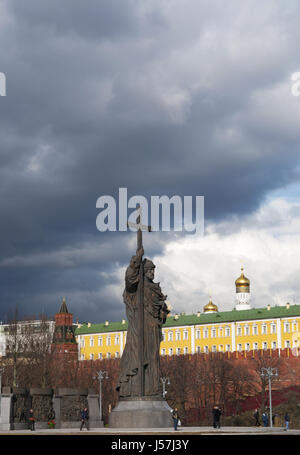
top-left (127, 205), bottom-right (152, 250)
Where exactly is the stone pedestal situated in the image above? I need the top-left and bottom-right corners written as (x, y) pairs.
top-left (109, 397), bottom-right (173, 428)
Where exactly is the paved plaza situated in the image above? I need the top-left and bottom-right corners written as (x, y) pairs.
top-left (0, 426), bottom-right (298, 435)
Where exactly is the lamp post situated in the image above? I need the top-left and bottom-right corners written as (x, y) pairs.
top-left (94, 370), bottom-right (109, 422)
top-left (261, 367), bottom-right (278, 428)
top-left (160, 377), bottom-right (170, 399)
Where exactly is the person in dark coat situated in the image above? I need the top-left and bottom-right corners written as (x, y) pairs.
top-left (172, 408), bottom-right (180, 431)
top-left (28, 409), bottom-right (35, 431)
top-left (284, 412), bottom-right (290, 431)
top-left (48, 408), bottom-right (55, 421)
top-left (80, 407), bottom-right (90, 431)
top-left (253, 408), bottom-right (260, 426)
top-left (262, 411), bottom-right (268, 427)
top-left (212, 406), bottom-right (221, 429)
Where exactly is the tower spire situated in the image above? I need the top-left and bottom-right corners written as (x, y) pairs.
top-left (51, 296), bottom-right (78, 360)
top-left (59, 296), bottom-right (69, 314)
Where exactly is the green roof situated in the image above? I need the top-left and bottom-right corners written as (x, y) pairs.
top-left (75, 304), bottom-right (300, 335)
top-left (76, 321), bottom-right (128, 335)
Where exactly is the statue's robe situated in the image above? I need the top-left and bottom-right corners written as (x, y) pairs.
top-left (117, 254), bottom-right (168, 397)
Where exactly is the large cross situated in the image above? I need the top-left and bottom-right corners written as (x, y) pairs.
top-left (127, 205), bottom-right (152, 249)
top-left (127, 205), bottom-right (151, 397)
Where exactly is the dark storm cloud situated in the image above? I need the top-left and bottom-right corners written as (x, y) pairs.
top-left (0, 0), bottom-right (300, 321)
top-left (10, 0), bottom-right (140, 40)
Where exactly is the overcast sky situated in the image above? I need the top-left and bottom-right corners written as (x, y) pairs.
top-left (1, 0), bottom-right (300, 324)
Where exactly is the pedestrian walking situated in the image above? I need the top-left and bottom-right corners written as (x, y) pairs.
top-left (284, 412), bottom-right (290, 431)
top-left (28, 409), bottom-right (35, 431)
top-left (212, 405), bottom-right (221, 429)
top-left (80, 407), bottom-right (90, 431)
top-left (253, 408), bottom-right (260, 426)
top-left (262, 411), bottom-right (268, 427)
top-left (172, 408), bottom-right (180, 431)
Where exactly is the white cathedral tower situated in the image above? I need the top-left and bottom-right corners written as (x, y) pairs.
top-left (235, 267), bottom-right (251, 310)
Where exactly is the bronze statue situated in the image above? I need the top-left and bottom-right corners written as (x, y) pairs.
top-left (117, 242), bottom-right (169, 398)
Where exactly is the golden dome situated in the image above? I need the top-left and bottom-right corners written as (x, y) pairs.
top-left (203, 297), bottom-right (218, 313)
top-left (235, 268), bottom-right (250, 288)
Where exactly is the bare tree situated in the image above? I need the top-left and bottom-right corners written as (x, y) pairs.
top-left (251, 352), bottom-right (282, 412)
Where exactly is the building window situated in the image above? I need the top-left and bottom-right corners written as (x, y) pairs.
top-left (272, 342), bottom-right (277, 350)
top-left (107, 336), bottom-right (111, 346)
top-left (196, 329), bottom-right (201, 339)
top-left (284, 323), bottom-right (290, 333)
top-left (184, 347), bottom-right (188, 355)
top-left (262, 325), bottom-right (267, 335)
top-left (237, 326), bottom-right (242, 336)
top-left (81, 354), bottom-right (85, 360)
top-left (196, 346), bottom-right (201, 354)
top-left (168, 331), bottom-right (173, 341)
top-left (98, 336), bottom-right (102, 346)
top-left (115, 335), bottom-right (120, 345)
top-left (90, 337), bottom-right (94, 347)
top-left (176, 347), bottom-right (181, 355)
top-left (176, 331), bottom-right (181, 341)
top-left (285, 340), bottom-right (290, 348)
top-left (204, 329), bottom-right (208, 338)
top-left (262, 342), bottom-right (268, 350)
top-left (253, 342), bottom-right (258, 350)
top-left (245, 343), bottom-right (250, 351)
top-left (244, 326), bottom-right (249, 336)
top-left (226, 344), bottom-right (231, 352)
top-left (81, 338), bottom-right (85, 347)
top-left (219, 345), bottom-right (224, 352)
top-left (212, 345), bottom-right (217, 353)
top-left (115, 352), bottom-right (119, 358)
top-left (225, 327), bottom-right (230, 337)
top-left (183, 331), bottom-right (188, 340)
top-left (271, 324), bottom-right (276, 334)
top-left (211, 328), bottom-right (216, 338)
top-left (107, 352), bottom-right (111, 359)
top-left (292, 321), bottom-right (297, 332)
top-left (237, 343), bottom-right (242, 352)
top-left (162, 331), bottom-right (166, 341)
top-left (253, 325), bottom-right (258, 335)
top-left (161, 348), bottom-right (166, 356)
top-left (293, 338), bottom-right (298, 348)
top-left (218, 327), bottom-right (223, 337)
top-left (98, 353), bottom-right (102, 360)
top-left (90, 353), bottom-right (94, 360)
top-left (204, 346), bottom-right (209, 354)
top-left (169, 348), bottom-right (173, 356)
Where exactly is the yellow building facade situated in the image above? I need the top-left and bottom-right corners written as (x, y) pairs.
top-left (75, 270), bottom-right (300, 360)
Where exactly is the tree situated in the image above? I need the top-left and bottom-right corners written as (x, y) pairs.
top-left (251, 352), bottom-right (282, 412)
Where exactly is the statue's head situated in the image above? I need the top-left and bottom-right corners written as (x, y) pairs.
top-left (144, 259), bottom-right (155, 280)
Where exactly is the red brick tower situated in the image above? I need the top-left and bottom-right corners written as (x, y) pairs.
top-left (51, 297), bottom-right (78, 360)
